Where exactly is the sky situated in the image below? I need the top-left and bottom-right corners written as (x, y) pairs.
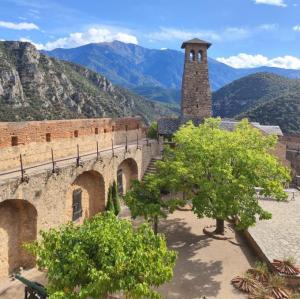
top-left (1, 0), bottom-right (300, 69)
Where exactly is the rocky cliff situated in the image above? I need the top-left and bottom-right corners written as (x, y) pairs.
top-left (0, 41), bottom-right (177, 123)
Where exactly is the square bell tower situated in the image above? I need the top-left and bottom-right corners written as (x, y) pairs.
top-left (181, 38), bottom-right (212, 119)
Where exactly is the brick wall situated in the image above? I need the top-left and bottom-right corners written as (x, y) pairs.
top-left (0, 117), bottom-right (143, 148)
top-left (0, 117), bottom-right (145, 172)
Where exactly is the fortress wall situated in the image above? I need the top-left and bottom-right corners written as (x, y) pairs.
top-left (0, 117), bottom-right (145, 172)
top-left (281, 134), bottom-right (300, 150)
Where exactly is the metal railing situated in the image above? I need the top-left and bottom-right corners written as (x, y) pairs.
top-left (0, 136), bottom-right (152, 182)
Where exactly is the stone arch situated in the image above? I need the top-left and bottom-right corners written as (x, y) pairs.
top-left (117, 158), bottom-right (138, 195)
top-left (197, 50), bottom-right (203, 63)
top-left (0, 199), bottom-right (37, 279)
top-left (189, 50), bottom-right (195, 62)
top-left (66, 170), bottom-right (105, 223)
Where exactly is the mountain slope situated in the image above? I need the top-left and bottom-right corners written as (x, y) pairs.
top-left (212, 72), bottom-right (300, 133)
top-left (45, 41), bottom-right (300, 104)
top-left (0, 41), bottom-right (177, 123)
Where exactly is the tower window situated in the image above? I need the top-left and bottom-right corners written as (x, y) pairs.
top-left (74, 130), bottom-right (79, 138)
top-left (198, 50), bottom-right (203, 63)
top-left (46, 133), bottom-right (51, 142)
top-left (72, 189), bottom-right (82, 221)
top-left (11, 136), bottom-right (18, 146)
top-left (189, 50), bottom-right (195, 62)
top-left (95, 128), bottom-right (99, 135)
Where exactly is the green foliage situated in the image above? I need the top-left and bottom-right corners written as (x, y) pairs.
top-left (25, 212), bottom-right (177, 299)
top-left (112, 180), bottom-right (121, 216)
top-left (106, 186), bottom-right (115, 214)
top-left (157, 118), bottom-right (291, 229)
top-left (147, 122), bottom-right (158, 139)
top-left (124, 175), bottom-right (184, 233)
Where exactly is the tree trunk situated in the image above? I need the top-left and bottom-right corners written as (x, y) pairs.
top-left (214, 219), bottom-right (225, 235)
top-left (153, 216), bottom-right (158, 235)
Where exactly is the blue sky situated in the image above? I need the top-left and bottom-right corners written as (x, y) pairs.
top-left (1, 0), bottom-right (300, 69)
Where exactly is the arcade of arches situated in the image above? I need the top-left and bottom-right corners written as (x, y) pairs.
top-left (0, 157), bottom-right (141, 279)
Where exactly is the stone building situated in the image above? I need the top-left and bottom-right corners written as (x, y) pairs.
top-left (158, 38), bottom-right (288, 166)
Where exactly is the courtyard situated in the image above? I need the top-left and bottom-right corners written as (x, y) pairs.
top-left (0, 190), bottom-right (299, 298)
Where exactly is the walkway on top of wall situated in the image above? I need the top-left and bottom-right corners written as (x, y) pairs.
top-left (0, 138), bottom-right (155, 185)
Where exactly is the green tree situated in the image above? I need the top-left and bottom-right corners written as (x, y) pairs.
top-left (124, 174), bottom-right (184, 234)
top-left (105, 186), bottom-right (115, 214)
top-left (157, 118), bottom-right (290, 234)
top-left (26, 212), bottom-right (176, 299)
top-left (147, 122), bottom-right (158, 139)
top-left (112, 180), bottom-right (121, 216)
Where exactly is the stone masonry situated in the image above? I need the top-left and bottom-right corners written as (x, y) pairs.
top-left (181, 38), bottom-right (212, 119)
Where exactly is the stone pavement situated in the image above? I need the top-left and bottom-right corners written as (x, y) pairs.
top-left (248, 189), bottom-right (300, 265)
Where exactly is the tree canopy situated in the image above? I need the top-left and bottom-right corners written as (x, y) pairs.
top-left (124, 175), bottom-right (183, 234)
top-left (156, 118), bottom-right (290, 231)
top-left (26, 212), bottom-right (176, 299)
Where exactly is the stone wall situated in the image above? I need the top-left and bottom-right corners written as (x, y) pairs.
top-left (181, 44), bottom-right (212, 119)
top-left (0, 121), bottom-right (159, 279)
top-left (0, 117), bottom-right (144, 171)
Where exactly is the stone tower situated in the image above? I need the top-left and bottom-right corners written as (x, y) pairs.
top-left (181, 38), bottom-right (212, 119)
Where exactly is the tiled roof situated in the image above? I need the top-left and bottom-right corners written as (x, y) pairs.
top-left (158, 117), bottom-right (283, 136)
top-left (181, 38), bottom-right (212, 49)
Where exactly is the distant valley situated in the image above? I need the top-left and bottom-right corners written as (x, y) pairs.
top-left (45, 41), bottom-right (300, 105)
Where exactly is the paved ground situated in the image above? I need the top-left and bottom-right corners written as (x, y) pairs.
top-left (157, 210), bottom-right (255, 299)
top-left (248, 188), bottom-right (300, 265)
top-left (0, 208), bottom-right (255, 299)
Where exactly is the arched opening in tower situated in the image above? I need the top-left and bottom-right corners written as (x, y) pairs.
top-left (0, 199), bottom-right (37, 279)
top-left (117, 158), bottom-right (138, 195)
top-left (66, 170), bottom-right (105, 223)
top-left (198, 50), bottom-right (203, 63)
top-left (189, 50), bottom-right (195, 62)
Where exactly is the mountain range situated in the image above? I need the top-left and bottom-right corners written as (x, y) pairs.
top-left (0, 41), bottom-right (177, 123)
top-left (45, 41), bottom-right (300, 104)
top-left (213, 72), bottom-right (300, 133)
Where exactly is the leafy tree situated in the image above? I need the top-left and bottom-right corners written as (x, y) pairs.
top-left (26, 212), bottom-right (177, 299)
top-left (105, 186), bottom-right (115, 214)
top-left (124, 174), bottom-right (184, 234)
top-left (147, 122), bottom-right (158, 139)
top-left (112, 180), bottom-right (121, 216)
top-left (157, 118), bottom-right (290, 234)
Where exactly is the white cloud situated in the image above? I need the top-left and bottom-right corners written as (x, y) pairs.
top-left (254, 0), bottom-right (287, 6)
top-left (293, 25), bottom-right (300, 31)
top-left (217, 53), bottom-right (300, 69)
top-left (147, 27), bottom-right (250, 43)
top-left (259, 23), bottom-right (278, 30)
top-left (0, 20), bottom-right (39, 30)
top-left (30, 26), bottom-right (138, 50)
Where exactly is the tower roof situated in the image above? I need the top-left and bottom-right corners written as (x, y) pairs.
top-left (181, 38), bottom-right (212, 49)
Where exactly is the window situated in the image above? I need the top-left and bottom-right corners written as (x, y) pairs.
top-left (11, 136), bottom-right (18, 146)
top-left (72, 189), bottom-right (82, 221)
top-left (117, 169), bottom-right (123, 195)
top-left (46, 133), bottom-right (51, 142)
top-left (197, 50), bottom-right (203, 63)
top-left (112, 126), bottom-right (115, 132)
top-left (104, 128), bottom-right (107, 133)
top-left (125, 125), bottom-right (128, 131)
top-left (74, 130), bottom-right (79, 138)
top-left (137, 124), bottom-right (140, 130)
top-left (95, 128), bottom-right (99, 135)
top-left (189, 50), bottom-right (195, 62)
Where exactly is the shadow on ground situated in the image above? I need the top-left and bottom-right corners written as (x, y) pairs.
top-left (158, 217), bottom-right (222, 299)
